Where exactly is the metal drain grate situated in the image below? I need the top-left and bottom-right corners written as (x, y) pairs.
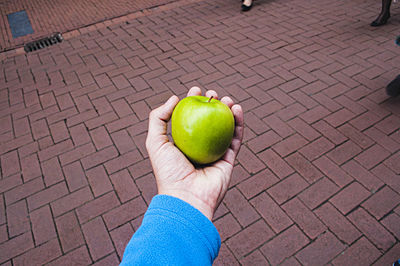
top-left (24, 33), bottom-right (63, 53)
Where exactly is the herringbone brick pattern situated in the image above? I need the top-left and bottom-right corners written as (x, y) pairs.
top-left (0, 0), bottom-right (176, 51)
top-left (1, 0), bottom-right (400, 264)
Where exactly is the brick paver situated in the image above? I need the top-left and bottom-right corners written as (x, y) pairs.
top-left (1, 0), bottom-right (400, 264)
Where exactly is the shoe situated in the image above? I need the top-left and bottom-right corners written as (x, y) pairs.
top-left (241, 0), bottom-right (252, 11)
top-left (370, 14), bottom-right (390, 27)
top-left (386, 75), bottom-right (400, 97)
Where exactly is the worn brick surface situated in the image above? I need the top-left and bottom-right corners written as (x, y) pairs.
top-left (1, 0), bottom-right (399, 264)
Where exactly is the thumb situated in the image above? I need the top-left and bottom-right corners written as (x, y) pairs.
top-left (146, 95), bottom-right (179, 151)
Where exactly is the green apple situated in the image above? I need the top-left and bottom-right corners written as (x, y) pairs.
top-left (171, 95), bottom-right (235, 165)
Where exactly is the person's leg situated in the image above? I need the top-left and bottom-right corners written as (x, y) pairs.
top-left (386, 75), bottom-right (400, 97)
top-left (371, 0), bottom-right (392, 26)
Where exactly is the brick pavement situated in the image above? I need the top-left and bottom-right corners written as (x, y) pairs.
top-left (1, 0), bottom-right (400, 264)
top-left (0, 0), bottom-right (177, 52)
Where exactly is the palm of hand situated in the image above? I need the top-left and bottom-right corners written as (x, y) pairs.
top-left (146, 87), bottom-right (243, 220)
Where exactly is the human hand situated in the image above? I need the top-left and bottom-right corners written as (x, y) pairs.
top-left (145, 87), bottom-right (244, 220)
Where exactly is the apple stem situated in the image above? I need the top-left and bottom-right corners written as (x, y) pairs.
top-left (208, 96), bottom-right (214, 102)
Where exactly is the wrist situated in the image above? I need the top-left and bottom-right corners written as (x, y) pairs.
top-left (158, 190), bottom-right (214, 220)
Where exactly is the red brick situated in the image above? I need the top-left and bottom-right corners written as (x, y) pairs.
top-left (258, 149), bottom-right (294, 179)
top-left (299, 137), bottom-right (334, 161)
top-left (342, 160), bottom-right (384, 192)
top-left (82, 216), bottom-right (115, 261)
top-left (214, 213), bottom-right (241, 240)
top-left (348, 208), bottom-right (395, 251)
top-left (103, 196), bottom-right (147, 230)
top-left (38, 139), bottom-right (73, 162)
top-left (330, 182), bottom-right (370, 214)
top-left (372, 164), bottom-right (400, 192)
top-left (375, 115), bottom-right (400, 135)
top-left (0, 232), bottom-right (33, 264)
top-left (366, 127), bottom-right (400, 153)
top-left (30, 205), bottom-right (57, 245)
top-left (283, 198), bottom-right (326, 239)
top-left (74, 95), bottom-right (94, 113)
top-left (327, 140), bottom-right (362, 165)
top-left (337, 123), bottom-right (374, 149)
top-left (69, 123), bottom-right (91, 146)
top-left (362, 186), bottom-right (400, 220)
top-left (315, 202), bottom-right (361, 244)
top-left (288, 117), bottom-right (320, 141)
top-left (110, 223), bottom-right (134, 259)
top-left (244, 112), bottom-right (270, 135)
top-left (223, 188), bottom-right (260, 227)
top-left (382, 213), bottom-right (400, 239)
top-left (92, 252), bottom-right (120, 266)
top-left (5, 177), bottom-right (44, 205)
top-left (6, 200), bottom-right (30, 237)
top-left (86, 165), bottom-right (113, 197)
top-left (298, 177), bottom-right (339, 210)
top-left (47, 245), bottom-right (92, 266)
top-left (27, 182), bottom-right (69, 211)
top-left (131, 100), bottom-right (151, 121)
top-left (55, 211), bottom-right (85, 253)
top-left (104, 149), bottom-right (142, 174)
top-left (51, 186), bottom-right (93, 217)
top-left (92, 97), bottom-right (113, 115)
top-left (263, 115), bottom-right (294, 138)
top-left (135, 173), bottom-right (157, 205)
top-left (267, 174), bottom-right (308, 204)
top-left (31, 119), bottom-right (50, 140)
top-left (312, 120), bottom-right (347, 145)
top-left (110, 169), bottom-right (140, 203)
top-left (276, 103), bottom-right (306, 122)
top-left (213, 243), bottom-right (239, 266)
top-left (312, 92), bottom-right (341, 111)
top-left (40, 157), bottom-right (63, 187)
top-left (38, 136), bottom-right (54, 150)
top-left (105, 114), bottom-right (139, 133)
top-left (226, 220), bottom-right (274, 258)
top-left (66, 109), bottom-right (98, 128)
top-left (253, 100), bottom-right (283, 119)
top-left (111, 74), bottom-right (130, 89)
top-left (285, 152), bottom-right (323, 183)
top-left (81, 146), bottom-right (119, 170)
top-left (132, 132), bottom-right (148, 158)
top-left (17, 141), bottom-right (39, 159)
top-left (296, 231), bottom-right (345, 265)
top-left (1, 150), bottom-right (20, 178)
top-left (355, 144), bottom-right (390, 170)
top-left (384, 151), bottom-right (400, 174)
top-left (313, 156), bottom-right (353, 187)
top-left (19, 153), bottom-right (41, 182)
top-left (260, 225), bottom-right (309, 265)
top-left (332, 237), bottom-right (381, 266)
top-left (49, 120), bottom-right (69, 143)
top-left (56, 93), bottom-right (75, 110)
top-left (0, 173), bottom-right (22, 194)
top-left (299, 105), bottom-right (331, 124)
top-left (62, 161), bottom-right (88, 191)
top-left (240, 250), bottom-right (269, 266)
top-left (251, 192), bottom-right (292, 233)
top-left (247, 130), bottom-right (281, 154)
top-left (273, 134), bottom-right (308, 157)
top-left (110, 99), bottom-right (133, 118)
top-left (236, 146), bottom-right (265, 174)
top-left (128, 158), bottom-right (152, 180)
top-left (13, 117), bottom-right (30, 137)
top-left (372, 243), bottom-right (400, 266)
top-left (110, 130), bottom-right (136, 154)
top-left (90, 126), bottom-right (113, 150)
top-left (237, 169), bottom-right (279, 199)
top-left (0, 134), bottom-right (33, 155)
top-left (350, 111), bottom-right (381, 131)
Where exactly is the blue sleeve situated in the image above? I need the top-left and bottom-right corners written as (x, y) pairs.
top-left (120, 195), bottom-right (221, 266)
